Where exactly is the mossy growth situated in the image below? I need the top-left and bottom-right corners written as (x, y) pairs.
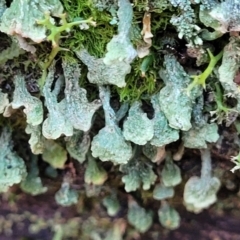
top-left (61, 0), bottom-right (117, 58)
top-left (60, 0), bottom-right (173, 103)
top-left (113, 56), bottom-right (161, 103)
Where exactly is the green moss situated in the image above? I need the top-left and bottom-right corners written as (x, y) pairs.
top-left (61, 0), bottom-right (116, 57)
top-left (60, 0), bottom-right (171, 103)
top-left (113, 57), bottom-right (160, 103)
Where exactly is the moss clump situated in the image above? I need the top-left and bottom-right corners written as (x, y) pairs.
top-left (61, 0), bottom-right (117, 57)
top-left (113, 56), bottom-right (160, 103)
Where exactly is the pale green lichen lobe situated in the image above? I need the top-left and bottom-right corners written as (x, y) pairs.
top-left (183, 149), bottom-right (221, 213)
top-left (91, 86), bottom-right (132, 164)
top-left (11, 75), bottom-right (43, 126)
top-left (0, 128), bottom-right (27, 192)
top-left (159, 54), bottom-right (194, 131)
top-left (42, 66), bottom-right (73, 139)
top-left (123, 101), bottom-right (154, 145)
top-left (150, 94), bottom-right (179, 147)
top-left (0, 0), bottom-right (63, 43)
top-left (103, 0), bottom-right (137, 64)
top-left (76, 49), bottom-right (131, 87)
top-left (63, 60), bottom-right (102, 131)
